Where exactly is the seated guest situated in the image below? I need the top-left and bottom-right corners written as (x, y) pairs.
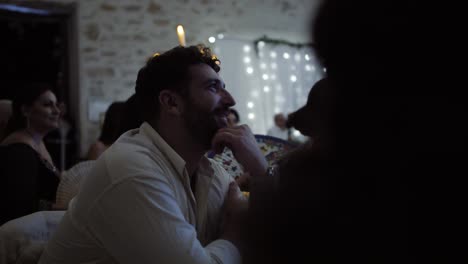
top-left (117, 93), bottom-right (145, 135)
top-left (86, 101), bottom-right (125, 160)
top-left (40, 45), bottom-right (268, 263)
top-left (267, 113), bottom-right (290, 141)
top-left (86, 94), bottom-right (145, 161)
top-left (0, 83), bottom-right (61, 225)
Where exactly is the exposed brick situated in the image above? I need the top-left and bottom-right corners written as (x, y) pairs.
top-left (100, 3), bottom-right (117, 11)
top-left (147, 2), bottom-right (162, 14)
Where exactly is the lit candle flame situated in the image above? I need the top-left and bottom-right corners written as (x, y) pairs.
top-left (176, 25), bottom-right (186, 46)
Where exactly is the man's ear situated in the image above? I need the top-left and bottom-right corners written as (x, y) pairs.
top-left (159, 90), bottom-right (184, 116)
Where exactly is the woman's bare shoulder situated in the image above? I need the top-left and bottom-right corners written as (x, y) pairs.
top-left (0, 131), bottom-right (33, 148)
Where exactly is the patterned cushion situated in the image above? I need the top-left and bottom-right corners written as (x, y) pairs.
top-left (255, 135), bottom-right (297, 165)
top-left (208, 135), bottom-right (297, 178)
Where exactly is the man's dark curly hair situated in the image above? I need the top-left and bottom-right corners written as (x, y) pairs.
top-left (135, 45), bottom-right (220, 122)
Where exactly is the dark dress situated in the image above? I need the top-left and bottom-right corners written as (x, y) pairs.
top-left (0, 143), bottom-right (60, 224)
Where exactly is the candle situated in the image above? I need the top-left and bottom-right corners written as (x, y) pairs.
top-left (176, 25), bottom-right (186, 46)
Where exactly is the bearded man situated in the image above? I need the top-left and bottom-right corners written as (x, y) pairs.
top-left (40, 45), bottom-right (268, 264)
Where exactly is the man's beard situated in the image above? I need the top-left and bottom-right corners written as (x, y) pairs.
top-left (182, 100), bottom-right (229, 150)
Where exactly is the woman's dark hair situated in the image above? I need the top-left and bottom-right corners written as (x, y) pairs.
top-left (5, 83), bottom-right (53, 135)
top-left (116, 94), bottom-right (144, 136)
top-left (99, 102), bottom-right (125, 145)
top-left (135, 45), bottom-right (220, 121)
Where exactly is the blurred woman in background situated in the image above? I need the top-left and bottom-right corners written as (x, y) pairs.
top-left (86, 102), bottom-right (125, 160)
top-left (0, 83), bottom-right (61, 224)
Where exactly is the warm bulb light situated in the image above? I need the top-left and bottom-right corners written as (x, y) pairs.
top-left (176, 25), bottom-right (186, 46)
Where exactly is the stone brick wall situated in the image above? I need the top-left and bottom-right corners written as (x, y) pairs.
top-left (8, 0), bottom-right (318, 156)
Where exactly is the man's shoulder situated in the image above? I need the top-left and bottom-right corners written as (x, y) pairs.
top-left (101, 132), bottom-right (168, 177)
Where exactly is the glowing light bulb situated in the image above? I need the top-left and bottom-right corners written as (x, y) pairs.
top-left (294, 53), bottom-right (301, 62)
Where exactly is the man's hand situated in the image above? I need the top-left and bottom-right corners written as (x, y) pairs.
top-left (235, 172), bottom-right (250, 192)
top-left (212, 125), bottom-right (268, 178)
top-left (221, 182), bottom-right (248, 251)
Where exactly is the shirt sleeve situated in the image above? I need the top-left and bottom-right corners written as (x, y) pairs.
top-left (85, 175), bottom-right (241, 264)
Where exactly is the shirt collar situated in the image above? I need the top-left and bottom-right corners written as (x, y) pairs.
top-left (139, 122), bottom-right (214, 181)
top-left (140, 122), bottom-right (187, 178)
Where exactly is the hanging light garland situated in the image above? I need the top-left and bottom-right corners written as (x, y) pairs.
top-left (253, 35), bottom-right (314, 57)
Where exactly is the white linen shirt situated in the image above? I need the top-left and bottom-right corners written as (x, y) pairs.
top-left (267, 126), bottom-right (289, 141)
top-left (39, 122), bottom-right (240, 264)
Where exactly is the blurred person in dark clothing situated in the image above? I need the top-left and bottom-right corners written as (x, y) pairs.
top-left (244, 0), bottom-right (465, 262)
top-left (0, 83), bottom-right (61, 224)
